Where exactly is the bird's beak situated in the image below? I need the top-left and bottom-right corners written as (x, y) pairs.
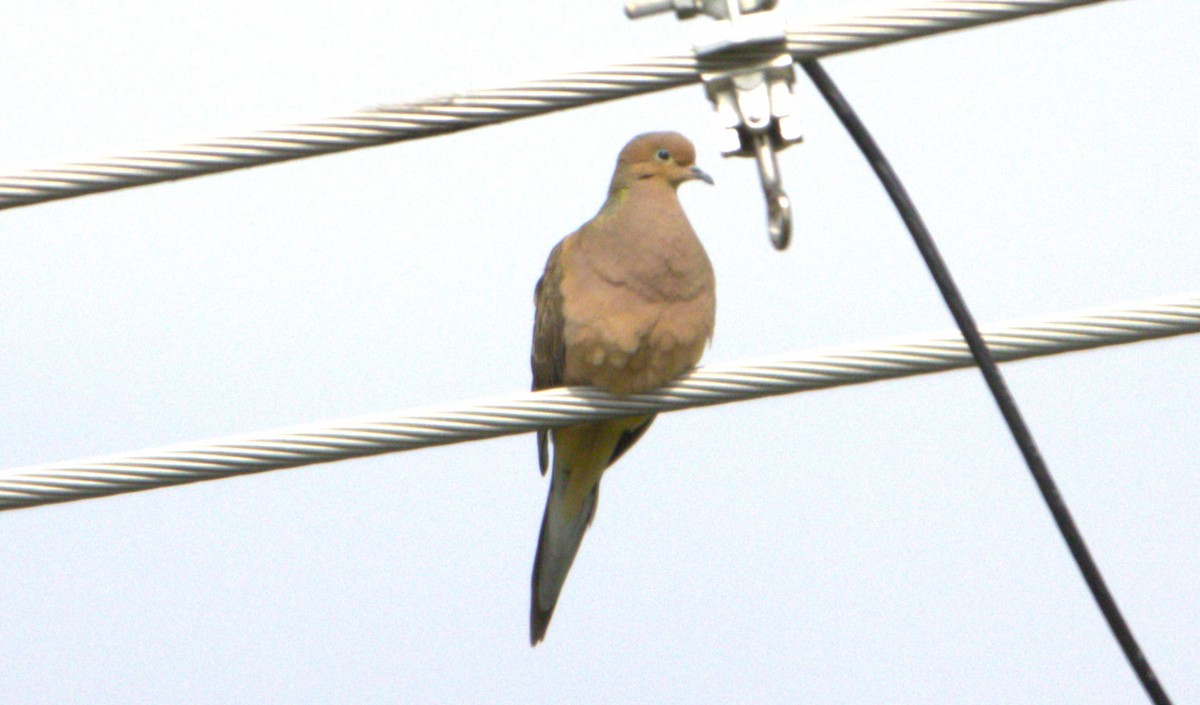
top-left (689, 166), bottom-right (714, 185)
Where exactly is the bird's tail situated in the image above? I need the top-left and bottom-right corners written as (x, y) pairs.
top-left (530, 468), bottom-right (599, 645)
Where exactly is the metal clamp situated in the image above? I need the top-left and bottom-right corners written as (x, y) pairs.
top-left (626, 0), bottom-right (801, 250)
top-left (625, 0), bottom-right (776, 21)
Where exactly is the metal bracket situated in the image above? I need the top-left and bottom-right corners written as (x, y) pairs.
top-left (626, 0), bottom-right (776, 21)
top-left (626, 0), bottom-right (801, 250)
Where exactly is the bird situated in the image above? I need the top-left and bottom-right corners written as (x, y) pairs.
top-left (529, 131), bottom-right (716, 645)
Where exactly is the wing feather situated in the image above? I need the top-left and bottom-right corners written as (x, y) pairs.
top-left (531, 241), bottom-right (567, 475)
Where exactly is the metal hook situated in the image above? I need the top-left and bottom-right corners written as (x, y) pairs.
top-left (751, 131), bottom-right (791, 249)
top-left (700, 53), bottom-right (801, 251)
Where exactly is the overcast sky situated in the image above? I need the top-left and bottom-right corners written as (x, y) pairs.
top-left (1, 0), bottom-right (1197, 703)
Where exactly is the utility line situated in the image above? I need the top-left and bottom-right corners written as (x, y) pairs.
top-left (2, 291), bottom-right (1195, 513)
top-left (800, 58), bottom-right (1174, 705)
top-left (0, 0), bottom-right (1110, 211)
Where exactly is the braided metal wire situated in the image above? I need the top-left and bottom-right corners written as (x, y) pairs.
top-left (0, 0), bottom-right (1109, 211)
top-left (2, 292), bottom-right (1195, 512)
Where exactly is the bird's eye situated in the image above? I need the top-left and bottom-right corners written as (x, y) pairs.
top-left (656, 149), bottom-right (671, 161)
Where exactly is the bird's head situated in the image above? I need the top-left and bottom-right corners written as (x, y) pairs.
top-left (610, 131), bottom-right (714, 193)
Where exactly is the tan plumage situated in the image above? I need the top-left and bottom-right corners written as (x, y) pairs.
top-left (529, 132), bottom-right (716, 645)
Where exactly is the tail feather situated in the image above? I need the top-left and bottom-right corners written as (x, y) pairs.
top-left (530, 476), bottom-right (599, 645)
top-left (529, 416), bottom-right (650, 645)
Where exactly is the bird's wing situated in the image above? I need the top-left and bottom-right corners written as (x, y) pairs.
top-left (531, 239), bottom-right (567, 475)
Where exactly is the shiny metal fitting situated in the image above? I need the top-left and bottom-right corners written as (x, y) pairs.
top-left (699, 52), bottom-right (801, 249)
top-left (624, 0), bottom-right (776, 21)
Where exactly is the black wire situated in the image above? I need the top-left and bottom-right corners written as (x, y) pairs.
top-left (798, 59), bottom-right (1172, 705)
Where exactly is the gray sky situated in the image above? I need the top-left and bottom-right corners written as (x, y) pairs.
top-left (1, 0), bottom-right (1197, 702)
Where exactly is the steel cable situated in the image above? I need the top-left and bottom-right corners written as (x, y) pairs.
top-left (2, 291), bottom-right (1195, 512)
top-left (0, 0), bottom-right (1110, 211)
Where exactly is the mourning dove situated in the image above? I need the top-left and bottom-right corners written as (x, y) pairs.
top-left (529, 131), bottom-right (716, 645)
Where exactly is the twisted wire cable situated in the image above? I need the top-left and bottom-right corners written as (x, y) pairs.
top-left (1, 291), bottom-right (1195, 513)
top-left (0, 0), bottom-right (1110, 211)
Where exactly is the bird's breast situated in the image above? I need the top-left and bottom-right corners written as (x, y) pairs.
top-left (558, 211), bottom-right (716, 396)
